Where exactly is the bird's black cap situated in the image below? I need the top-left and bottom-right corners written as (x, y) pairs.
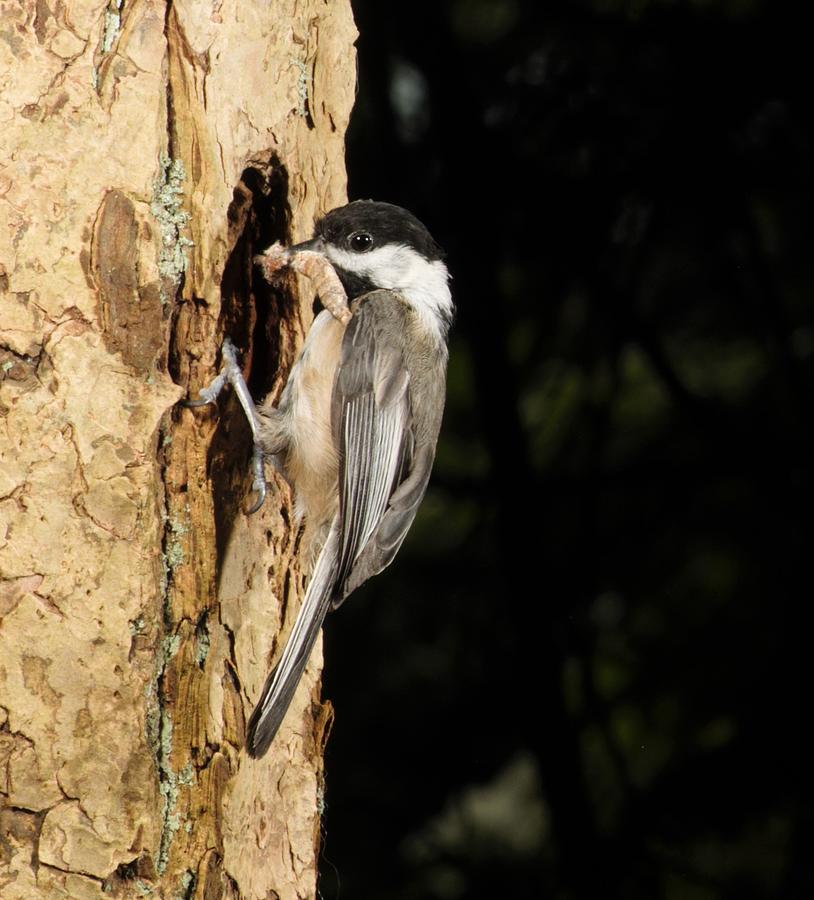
top-left (314, 200), bottom-right (445, 262)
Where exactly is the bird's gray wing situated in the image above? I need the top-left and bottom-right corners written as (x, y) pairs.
top-left (331, 291), bottom-right (442, 607)
top-left (332, 293), bottom-right (415, 599)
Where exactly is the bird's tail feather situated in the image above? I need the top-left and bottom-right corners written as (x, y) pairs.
top-left (245, 526), bottom-right (339, 758)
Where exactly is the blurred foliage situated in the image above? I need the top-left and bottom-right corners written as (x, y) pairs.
top-left (319, 0), bottom-right (814, 898)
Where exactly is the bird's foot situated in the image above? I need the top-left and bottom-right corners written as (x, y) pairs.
top-left (184, 337), bottom-right (269, 514)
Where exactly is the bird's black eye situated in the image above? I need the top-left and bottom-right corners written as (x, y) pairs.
top-left (349, 232), bottom-right (373, 252)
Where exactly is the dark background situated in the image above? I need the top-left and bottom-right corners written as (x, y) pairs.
top-left (319, 2), bottom-right (813, 898)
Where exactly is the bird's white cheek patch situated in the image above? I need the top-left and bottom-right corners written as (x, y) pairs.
top-left (325, 244), bottom-right (452, 339)
top-left (324, 244), bottom-right (401, 282)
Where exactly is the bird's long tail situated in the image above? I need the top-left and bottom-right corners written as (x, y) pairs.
top-left (245, 525), bottom-right (339, 758)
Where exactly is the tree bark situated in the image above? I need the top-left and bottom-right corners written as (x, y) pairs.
top-left (0, 2), bottom-right (357, 897)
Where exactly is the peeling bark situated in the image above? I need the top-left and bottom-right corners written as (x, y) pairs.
top-left (1, 1), bottom-right (357, 897)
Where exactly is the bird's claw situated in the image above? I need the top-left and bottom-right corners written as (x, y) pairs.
top-left (183, 371), bottom-right (228, 407)
top-left (245, 445), bottom-right (268, 515)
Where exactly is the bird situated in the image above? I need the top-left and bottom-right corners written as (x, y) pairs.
top-left (188, 200), bottom-right (453, 758)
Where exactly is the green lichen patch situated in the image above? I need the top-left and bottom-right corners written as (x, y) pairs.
top-left (151, 153), bottom-right (194, 302)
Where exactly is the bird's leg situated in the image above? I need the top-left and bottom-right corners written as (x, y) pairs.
top-left (184, 337), bottom-right (268, 513)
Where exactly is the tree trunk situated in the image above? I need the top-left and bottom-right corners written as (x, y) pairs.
top-left (0, 2), bottom-right (357, 897)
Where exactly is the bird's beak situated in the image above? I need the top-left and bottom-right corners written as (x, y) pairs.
top-left (288, 236), bottom-right (326, 255)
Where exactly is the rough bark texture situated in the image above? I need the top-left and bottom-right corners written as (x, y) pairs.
top-left (0, 2), bottom-right (357, 898)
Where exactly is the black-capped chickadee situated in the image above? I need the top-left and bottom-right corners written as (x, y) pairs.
top-left (187, 201), bottom-right (452, 758)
